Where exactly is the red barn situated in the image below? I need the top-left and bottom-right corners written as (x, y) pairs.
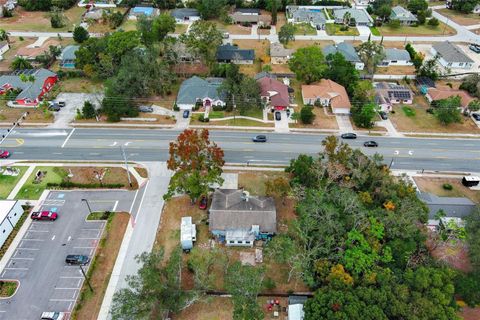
top-left (0, 69), bottom-right (58, 107)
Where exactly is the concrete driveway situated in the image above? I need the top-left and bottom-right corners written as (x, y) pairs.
top-left (0, 190), bottom-right (136, 320)
top-left (48, 93), bottom-right (103, 129)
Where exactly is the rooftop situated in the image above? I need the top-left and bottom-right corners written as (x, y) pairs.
top-left (0, 68), bottom-right (57, 101)
top-left (323, 41), bottom-right (361, 63)
top-left (217, 44), bottom-right (255, 61)
top-left (0, 200), bottom-right (17, 223)
top-left (257, 77), bottom-right (290, 107)
top-left (270, 42), bottom-right (294, 58)
top-left (171, 8), bottom-right (199, 19)
top-left (418, 192), bottom-right (476, 218)
top-left (333, 8), bottom-right (373, 24)
top-left (59, 45), bottom-right (80, 61)
top-left (432, 41), bottom-right (474, 64)
top-left (384, 48), bottom-right (411, 62)
top-left (427, 87), bottom-right (475, 107)
top-left (302, 79), bottom-right (352, 109)
top-left (176, 76), bottom-right (224, 105)
top-left (390, 6), bottom-right (418, 22)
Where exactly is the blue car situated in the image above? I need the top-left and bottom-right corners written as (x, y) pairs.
top-left (183, 110), bottom-right (190, 118)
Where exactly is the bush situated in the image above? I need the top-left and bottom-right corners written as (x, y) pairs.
top-left (455, 272), bottom-right (480, 307)
top-left (82, 101), bottom-right (96, 119)
top-left (198, 114), bottom-right (210, 122)
top-left (263, 277), bottom-right (276, 290)
top-left (300, 106), bottom-right (315, 124)
top-left (388, 19), bottom-right (401, 29)
top-left (428, 17), bottom-right (439, 27)
top-left (442, 183), bottom-right (453, 190)
top-left (212, 105), bottom-right (224, 111)
top-left (173, 104), bottom-right (180, 111)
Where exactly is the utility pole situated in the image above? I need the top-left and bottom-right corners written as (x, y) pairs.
top-left (79, 265), bottom-right (94, 292)
top-left (120, 145), bottom-right (133, 188)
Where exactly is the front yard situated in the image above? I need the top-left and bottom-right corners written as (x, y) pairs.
top-left (293, 23), bottom-right (317, 35)
top-left (54, 78), bottom-right (104, 94)
top-left (325, 23), bottom-right (360, 36)
top-left (436, 8), bottom-right (480, 26)
top-left (0, 7), bottom-right (84, 32)
top-left (0, 167), bottom-right (28, 199)
top-left (377, 22), bottom-right (456, 36)
top-left (414, 176), bottom-right (480, 204)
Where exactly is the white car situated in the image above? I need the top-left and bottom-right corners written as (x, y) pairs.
top-left (41, 312), bottom-right (66, 320)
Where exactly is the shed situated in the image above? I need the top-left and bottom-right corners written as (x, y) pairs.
top-left (180, 216), bottom-right (196, 251)
top-left (288, 296), bottom-right (308, 320)
top-left (462, 176), bottom-right (480, 187)
top-left (0, 201), bottom-right (24, 248)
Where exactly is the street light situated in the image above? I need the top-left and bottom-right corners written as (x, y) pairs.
top-left (79, 264), bottom-right (94, 292)
top-left (120, 145), bottom-right (133, 188)
top-left (81, 198), bottom-right (92, 214)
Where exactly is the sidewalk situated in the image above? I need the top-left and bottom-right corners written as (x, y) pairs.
top-left (375, 119), bottom-right (403, 137)
top-left (7, 165), bottom-right (35, 199)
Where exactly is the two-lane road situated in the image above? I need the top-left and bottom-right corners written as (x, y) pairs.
top-left (1, 128), bottom-right (480, 172)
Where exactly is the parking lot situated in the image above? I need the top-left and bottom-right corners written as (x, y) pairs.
top-left (0, 190), bottom-right (136, 320)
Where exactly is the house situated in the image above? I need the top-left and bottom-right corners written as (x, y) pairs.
top-left (230, 8), bottom-right (271, 26)
top-left (389, 6), bottom-right (418, 25)
top-left (176, 76), bottom-right (225, 110)
top-left (0, 41), bottom-right (9, 61)
top-left (286, 6), bottom-right (327, 30)
top-left (171, 8), bottom-right (200, 24)
top-left (0, 69), bottom-right (58, 107)
top-left (431, 41), bottom-right (474, 70)
top-left (379, 48), bottom-right (413, 67)
top-left (333, 8), bottom-right (373, 26)
top-left (270, 42), bottom-right (294, 64)
top-left (209, 189), bottom-right (277, 247)
top-left (323, 41), bottom-right (364, 70)
top-left (374, 82), bottom-right (413, 112)
top-left (129, 6), bottom-right (159, 20)
top-left (418, 192), bottom-right (476, 219)
top-left (254, 71), bottom-right (277, 81)
top-left (59, 45), bottom-right (79, 69)
top-left (180, 216), bottom-right (196, 252)
top-left (216, 44), bottom-right (254, 64)
top-left (257, 76), bottom-right (290, 110)
top-left (83, 8), bottom-right (105, 20)
top-left (301, 79), bottom-right (352, 114)
top-left (288, 296), bottom-right (308, 320)
top-left (0, 201), bottom-right (24, 248)
top-left (426, 87), bottom-right (475, 108)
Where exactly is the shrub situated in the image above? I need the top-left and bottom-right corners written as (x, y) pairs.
top-left (212, 105), bottom-right (224, 111)
top-left (442, 183), bottom-right (453, 190)
top-left (198, 114), bottom-right (210, 122)
top-left (388, 19), bottom-right (401, 29)
top-left (300, 106), bottom-right (315, 124)
top-left (173, 104), bottom-right (179, 111)
top-left (263, 277), bottom-right (276, 290)
top-left (428, 17), bottom-right (439, 27)
top-left (46, 182), bottom-right (124, 189)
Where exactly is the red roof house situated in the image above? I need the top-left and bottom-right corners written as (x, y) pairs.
top-left (257, 76), bottom-right (290, 110)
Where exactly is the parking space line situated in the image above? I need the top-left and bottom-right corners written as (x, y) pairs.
top-left (21, 239), bottom-right (44, 242)
top-left (73, 247), bottom-right (94, 249)
top-left (4, 267), bottom-right (28, 270)
top-left (78, 238), bottom-right (100, 240)
top-left (16, 248), bottom-right (39, 251)
top-left (49, 299), bottom-right (76, 302)
top-left (27, 230), bottom-right (49, 233)
top-left (112, 200), bottom-right (119, 212)
top-left (68, 301), bottom-right (73, 311)
top-left (81, 228), bottom-right (103, 231)
top-left (11, 257), bottom-right (34, 260)
top-left (55, 287), bottom-right (79, 290)
top-left (60, 276), bottom-right (83, 279)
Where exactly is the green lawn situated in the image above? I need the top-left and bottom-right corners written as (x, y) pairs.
top-left (0, 7), bottom-right (84, 32)
top-left (209, 111), bottom-right (225, 119)
top-left (239, 108), bottom-right (263, 119)
top-left (119, 19), bottom-right (137, 31)
top-left (210, 118), bottom-right (273, 127)
top-left (325, 23), bottom-right (360, 36)
top-left (294, 23), bottom-right (317, 35)
top-left (174, 24), bottom-right (188, 34)
top-left (377, 22), bottom-right (456, 36)
top-left (15, 167), bottom-right (66, 200)
top-left (369, 26), bottom-right (381, 36)
top-left (402, 106), bottom-right (416, 117)
top-left (0, 167), bottom-right (27, 200)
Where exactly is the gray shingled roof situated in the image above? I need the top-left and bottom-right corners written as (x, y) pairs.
top-left (290, 7), bottom-right (326, 26)
top-left (209, 189), bottom-right (277, 233)
top-left (236, 8), bottom-right (260, 14)
top-left (270, 42), bottom-right (294, 58)
top-left (418, 192), bottom-right (476, 219)
top-left (176, 76), bottom-right (224, 105)
top-left (171, 8), bottom-right (199, 20)
top-left (323, 41), bottom-right (361, 63)
top-left (384, 48), bottom-right (411, 61)
top-left (333, 8), bottom-right (372, 24)
top-left (217, 44), bottom-right (254, 61)
top-left (390, 6), bottom-right (418, 22)
top-left (0, 68), bottom-right (57, 101)
top-left (433, 41), bottom-right (474, 64)
top-left (60, 45), bottom-right (80, 61)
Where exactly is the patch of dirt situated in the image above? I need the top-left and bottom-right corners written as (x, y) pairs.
top-left (172, 296), bottom-right (234, 320)
top-left (459, 306), bottom-right (480, 320)
top-left (64, 167), bottom-right (139, 190)
top-left (134, 167), bottom-right (148, 178)
top-left (276, 198), bottom-right (297, 234)
top-left (236, 171), bottom-right (289, 196)
top-left (73, 212), bottom-right (129, 320)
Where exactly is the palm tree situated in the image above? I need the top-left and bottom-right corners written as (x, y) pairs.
top-left (0, 29), bottom-right (9, 43)
top-left (343, 12), bottom-right (351, 26)
top-left (10, 57), bottom-right (33, 70)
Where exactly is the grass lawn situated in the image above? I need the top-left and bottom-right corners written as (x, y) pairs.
top-left (237, 171), bottom-right (289, 196)
top-left (208, 118), bottom-right (273, 127)
top-left (119, 19), bottom-right (137, 31)
top-left (174, 23), bottom-right (188, 34)
top-left (376, 65), bottom-right (416, 75)
top-left (54, 78), bottom-right (104, 94)
top-left (208, 111), bottom-right (225, 119)
top-left (402, 106), bottom-right (416, 117)
top-left (0, 281), bottom-right (18, 298)
top-left (172, 296), bottom-right (234, 320)
top-left (285, 40), bottom-right (334, 50)
top-left (294, 23), bottom-right (317, 35)
top-left (325, 23), bottom-right (360, 36)
top-left (370, 26), bottom-right (381, 36)
top-left (428, 1), bottom-right (446, 6)
top-left (377, 22), bottom-right (456, 36)
top-left (0, 7), bottom-right (84, 32)
top-left (73, 212), bottom-right (129, 320)
top-left (437, 8), bottom-right (480, 26)
top-left (414, 177), bottom-right (480, 204)
top-left (0, 167), bottom-right (27, 199)
top-left (15, 166), bottom-right (65, 200)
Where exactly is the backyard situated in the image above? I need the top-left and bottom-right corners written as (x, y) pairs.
top-left (325, 23), bottom-right (360, 36)
top-left (377, 22), bottom-right (456, 36)
top-left (285, 40), bottom-right (334, 50)
top-left (0, 167), bottom-right (27, 199)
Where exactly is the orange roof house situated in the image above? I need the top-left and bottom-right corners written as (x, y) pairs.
top-left (426, 88), bottom-right (475, 108)
top-left (302, 79), bottom-right (351, 114)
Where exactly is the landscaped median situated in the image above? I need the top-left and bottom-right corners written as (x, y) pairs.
top-left (190, 109), bottom-right (274, 128)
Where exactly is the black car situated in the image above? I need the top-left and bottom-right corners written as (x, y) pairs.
top-left (48, 104), bottom-right (61, 112)
top-left (65, 255), bottom-right (90, 265)
top-left (363, 141), bottom-right (378, 147)
top-left (341, 133), bottom-right (357, 139)
top-left (252, 135), bottom-right (267, 142)
top-left (183, 110), bottom-right (190, 118)
top-left (472, 113), bottom-right (480, 121)
top-left (275, 111), bottom-right (281, 121)
top-left (469, 44), bottom-right (480, 53)
top-left (379, 111), bottom-right (388, 120)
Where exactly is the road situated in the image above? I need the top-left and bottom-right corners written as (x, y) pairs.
top-left (1, 128), bottom-right (480, 172)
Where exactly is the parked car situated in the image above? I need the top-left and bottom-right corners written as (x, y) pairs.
top-left (0, 149), bottom-right (10, 158)
top-left (469, 44), bottom-right (480, 53)
top-left (65, 255), bottom-right (90, 265)
top-left (363, 141), bottom-right (379, 147)
top-left (286, 109), bottom-right (291, 117)
top-left (275, 111), bottom-right (281, 121)
top-left (183, 110), bottom-right (190, 118)
top-left (31, 211), bottom-right (58, 221)
top-left (223, 32), bottom-right (230, 39)
top-left (41, 312), bottom-right (66, 320)
top-left (199, 196), bottom-right (208, 210)
top-left (48, 103), bottom-right (61, 112)
top-left (252, 135), bottom-right (267, 142)
top-left (341, 133), bottom-right (357, 139)
top-left (379, 111), bottom-right (388, 120)
top-left (138, 105), bottom-right (153, 113)
top-left (57, 100), bottom-right (66, 107)
top-left (472, 113), bottom-right (480, 121)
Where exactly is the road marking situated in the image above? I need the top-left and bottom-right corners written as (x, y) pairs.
top-left (109, 141), bottom-right (118, 147)
top-left (128, 189), bottom-right (140, 215)
top-left (51, 235), bottom-right (56, 241)
top-left (21, 239), bottom-right (44, 241)
top-left (68, 301), bottom-right (73, 311)
top-left (55, 287), bottom-right (79, 290)
top-left (53, 152), bottom-right (63, 155)
top-left (112, 200), bottom-right (119, 212)
top-left (78, 237), bottom-right (100, 240)
top-left (4, 267), bottom-right (28, 270)
top-left (60, 276), bottom-right (83, 279)
top-left (124, 141), bottom-right (131, 146)
top-left (28, 230), bottom-right (49, 233)
top-left (16, 248), bottom-right (39, 251)
top-left (61, 128), bottom-right (75, 148)
top-left (73, 247), bottom-right (95, 249)
top-left (14, 151), bottom-right (23, 154)
top-left (89, 153), bottom-right (100, 155)
top-left (49, 299), bottom-right (76, 302)
top-left (134, 180), bottom-right (149, 224)
top-left (67, 236), bottom-right (72, 242)
top-left (11, 257), bottom-right (34, 260)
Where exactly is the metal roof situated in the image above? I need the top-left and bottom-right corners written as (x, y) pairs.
top-left (59, 45), bottom-right (80, 61)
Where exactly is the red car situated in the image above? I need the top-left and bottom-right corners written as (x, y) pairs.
top-left (199, 196), bottom-right (208, 210)
top-left (31, 211), bottom-right (58, 221)
top-left (0, 150), bottom-right (10, 158)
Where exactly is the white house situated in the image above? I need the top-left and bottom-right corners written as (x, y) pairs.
top-left (0, 41), bottom-right (10, 61)
top-left (0, 201), bottom-right (24, 248)
top-left (379, 48), bottom-right (413, 67)
top-left (431, 41), bottom-right (474, 70)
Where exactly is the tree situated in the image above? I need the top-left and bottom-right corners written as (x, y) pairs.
top-left (405, 43), bottom-right (424, 69)
top-left (187, 247), bottom-right (223, 291)
top-left (465, 207), bottom-right (480, 269)
top-left (181, 21), bottom-right (223, 70)
top-left (434, 96), bottom-right (462, 126)
top-left (324, 52), bottom-right (360, 96)
top-left (50, 7), bottom-right (65, 28)
top-left (164, 129), bottom-right (225, 202)
top-left (285, 154), bottom-right (318, 188)
top-left (153, 14), bottom-right (176, 42)
top-left (10, 56), bottom-right (33, 70)
top-left (300, 106), bottom-right (315, 124)
top-left (225, 262), bottom-right (265, 320)
top-left (388, 19), bottom-right (401, 29)
top-left (352, 80), bottom-right (374, 106)
top-left (451, 0), bottom-right (480, 13)
top-left (108, 11), bottom-right (124, 28)
top-left (111, 248), bottom-right (190, 319)
top-left (427, 17), bottom-right (439, 27)
top-left (288, 46), bottom-right (326, 84)
top-left (408, 0), bottom-right (428, 14)
top-left (219, 63), bottom-right (261, 113)
top-left (417, 56), bottom-right (442, 81)
top-left (351, 102), bottom-right (378, 128)
top-left (197, 0), bottom-right (227, 20)
top-left (417, 10), bottom-right (427, 24)
top-left (459, 74), bottom-right (480, 98)
top-left (267, 0), bottom-right (281, 25)
top-left (82, 101), bottom-right (96, 119)
top-left (265, 176), bottom-right (291, 203)
top-left (376, 4), bottom-right (392, 21)
top-left (356, 41), bottom-right (385, 77)
top-left (467, 100), bottom-right (480, 113)
top-left (279, 23), bottom-right (295, 45)
top-left (73, 26), bottom-right (89, 44)
top-left (0, 29), bottom-right (9, 43)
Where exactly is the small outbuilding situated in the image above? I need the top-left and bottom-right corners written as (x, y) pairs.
top-left (462, 176), bottom-right (480, 187)
top-left (180, 216), bottom-right (196, 252)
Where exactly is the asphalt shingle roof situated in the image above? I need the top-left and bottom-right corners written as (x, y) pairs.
top-left (217, 44), bottom-right (254, 61)
top-left (418, 192), bottom-right (476, 218)
top-left (333, 8), bottom-right (372, 24)
top-left (323, 41), bottom-right (361, 63)
top-left (176, 76), bottom-right (224, 105)
top-left (290, 7), bottom-right (326, 26)
top-left (433, 41), bottom-right (474, 64)
top-left (60, 45), bottom-right (80, 61)
top-left (171, 8), bottom-right (199, 20)
top-left (390, 6), bottom-right (418, 22)
top-left (384, 48), bottom-right (411, 61)
top-left (0, 68), bottom-right (56, 101)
